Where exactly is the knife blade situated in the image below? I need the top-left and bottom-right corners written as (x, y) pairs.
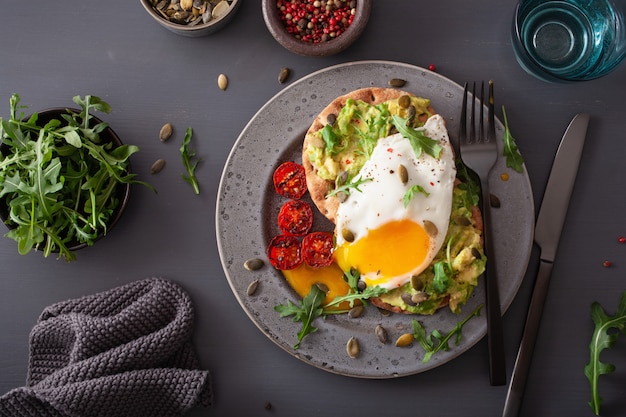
top-left (502, 113), bottom-right (589, 417)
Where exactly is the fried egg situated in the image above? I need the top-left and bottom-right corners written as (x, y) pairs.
top-left (333, 115), bottom-right (456, 290)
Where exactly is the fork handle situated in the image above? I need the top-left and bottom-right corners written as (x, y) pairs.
top-left (481, 178), bottom-right (507, 386)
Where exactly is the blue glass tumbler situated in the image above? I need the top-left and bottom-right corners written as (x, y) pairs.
top-left (512, 0), bottom-right (626, 81)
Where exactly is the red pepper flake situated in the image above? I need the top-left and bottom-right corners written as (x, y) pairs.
top-left (276, 0), bottom-right (356, 44)
top-left (618, 236), bottom-right (626, 243)
top-left (428, 64), bottom-right (436, 71)
top-left (387, 148), bottom-right (394, 153)
top-left (430, 181), bottom-right (435, 186)
top-left (345, 159), bottom-right (351, 164)
top-left (602, 260), bottom-right (612, 268)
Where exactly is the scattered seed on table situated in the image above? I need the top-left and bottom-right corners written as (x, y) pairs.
top-left (159, 123), bottom-right (173, 142)
top-left (218, 73), bottom-right (228, 90)
top-left (150, 159), bottom-right (166, 174)
top-left (278, 67), bottom-right (290, 84)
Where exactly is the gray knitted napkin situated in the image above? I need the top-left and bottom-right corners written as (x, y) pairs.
top-left (0, 277), bottom-right (212, 417)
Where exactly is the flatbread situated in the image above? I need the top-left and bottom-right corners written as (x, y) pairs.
top-left (302, 87), bottom-right (433, 224)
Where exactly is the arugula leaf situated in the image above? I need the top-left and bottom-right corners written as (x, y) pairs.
top-left (179, 127), bottom-right (200, 194)
top-left (275, 270), bottom-right (387, 348)
top-left (403, 184), bottom-right (430, 208)
top-left (324, 283), bottom-right (387, 311)
top-left (0, 93), bottom-right (152, 261)
top-left (391, 115), bottom-right (442, 159)
top-left (274, 285), bottom-right (326, 349)
top-left (501, 106), bottom-right (524, 173)
top-left (584, 291), bottom-right (626, 415)
top-left (325, 175), bottom-right (371, 199)
top-left (412, 304), bottom-right (483, 362)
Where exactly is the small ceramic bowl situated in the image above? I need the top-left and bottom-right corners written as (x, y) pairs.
top-left (0, 108), bottom-right (131, 255)
top-left (140, 0), bottom-right (241, 37)
top-left (262, 0), bottom-right (371, 57)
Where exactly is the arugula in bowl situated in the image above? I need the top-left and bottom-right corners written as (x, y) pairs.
top-left (0, 94), bottom-right (152, 261)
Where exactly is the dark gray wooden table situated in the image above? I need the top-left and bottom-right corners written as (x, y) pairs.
top-left (1, 1), bottom-right (625, 416)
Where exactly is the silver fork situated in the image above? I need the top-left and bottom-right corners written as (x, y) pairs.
top-left (459, 81), bottom-right (506, 386)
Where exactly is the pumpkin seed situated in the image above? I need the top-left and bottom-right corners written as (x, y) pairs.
top-left (335, 170), bottom-right (348, 187)
top-left (401, 292), bottom-right (417, 306)
top-left (398, 95), bottom-right (411, 109)
top-left (159, 122), bottom-right (173, 142)
top-left (346, 336), bottom-right (360, 358)
top-left (406, 105), bottom-right (416, 124)
top-left (377, 307), bottom-right (391, 317)
top-left (180, 0), bottom-right (193, 10)
top-left (218, 73), bottom-right (228, 90)
top-left (278, 67), bottom-right (290, 84)
top-left (423, 220), bottom-right (438, 237)
top-left (395, 333), bottom-right (414, 347)
top-left (389, 78), bottom-right (406, 88)
top-left (411, 275), bottom-right (424, 291)
top-left (150, 158), bottom-right (166, 174)
top-left (342, 228), bottom-right (355, 243)
top-left (348, 305), bottom-right (364, 319)
top-left (244, 257), bottom-right (264, 271)
top-left (398, 164), bottom-right (408, 184)
top-left (412, 292), bottom-right (429, 304)
top-left (246, 279), bottom-right (259, 296)
top-left (375, 324), bottom-right (389, 344)
top-left (315, 282), bottom-right (329, 293)
top-left (490, 193), bottom-right (501, 208)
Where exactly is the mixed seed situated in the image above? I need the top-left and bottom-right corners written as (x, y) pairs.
top-left (148, 0), bottom-right (233, 26)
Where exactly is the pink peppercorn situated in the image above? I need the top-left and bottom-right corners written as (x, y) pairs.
top-left (276, 0), bottom-right (357, 44)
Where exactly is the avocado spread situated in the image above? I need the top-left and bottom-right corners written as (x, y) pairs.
top-left (376, 182), bottom-right (486, 315)
top-left (305, 96), bottom-right (432, 181)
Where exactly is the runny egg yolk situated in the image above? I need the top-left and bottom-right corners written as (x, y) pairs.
top-left (281, 262), bottom-right (353, 311)
top-left (334, 218), bottom-right (431, 288)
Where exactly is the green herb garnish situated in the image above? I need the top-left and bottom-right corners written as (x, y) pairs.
top-left (275, 284), bottom-right (326, 349)
top-left (275, 274), bottom-right (387, 349)
top-left (501, 106), bottom-right (524, 173)
top-left (0, 94), bottom-right (151, 261)
top-left (179, 127), bottom-right (200, 194)
top-left (325, 175), bottom-right (372, 199)
top-left (403, 184), bottom-right (430, 208)
top-left (391, 115), bottom-right (442, 159)
top-left (584, 291), bottom-right (626, 415)
top-left (412, 303), bottom-right (483, 363)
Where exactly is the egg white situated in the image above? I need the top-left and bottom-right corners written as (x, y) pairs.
top-left (334, 114), bottom-right (457, 290)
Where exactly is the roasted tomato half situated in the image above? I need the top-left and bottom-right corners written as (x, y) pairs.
top-left (278, 199), bottom-right (313, 236)
top-left (302, 231), bottom-right (334, 268)
top-left (267, 234), bottom-right (303, 270)
top-left (272, 161), bottom-right (307, 199)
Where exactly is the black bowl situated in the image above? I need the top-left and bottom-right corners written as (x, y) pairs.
top-left (0, 108), bottom-right (131, 253)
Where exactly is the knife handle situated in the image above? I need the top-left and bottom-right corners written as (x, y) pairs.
top-left (502, 259), bottom-right (554, 417)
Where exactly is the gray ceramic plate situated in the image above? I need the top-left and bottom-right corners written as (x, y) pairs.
top-left (216, 61), bottom-right (534, 378)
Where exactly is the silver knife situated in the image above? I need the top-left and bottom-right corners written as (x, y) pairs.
top-left (502, 113), bottom-right (590, 417)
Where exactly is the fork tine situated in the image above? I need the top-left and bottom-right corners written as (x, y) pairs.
top-left (470, 82), bottom-right (476, 144)
top-left (488, 80), bottom-right (495, 143)
top-left (479, 81), bottom-right (485, 143)
top-left (460, 82), bottom-right (468, 147)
